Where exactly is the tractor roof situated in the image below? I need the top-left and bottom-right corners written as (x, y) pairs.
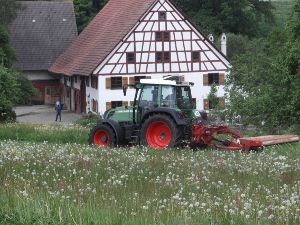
top-left (140, 79), bottom-right (190, 86)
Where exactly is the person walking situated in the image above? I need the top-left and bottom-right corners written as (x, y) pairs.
top-left (55, 101), bottom-right (62, 122)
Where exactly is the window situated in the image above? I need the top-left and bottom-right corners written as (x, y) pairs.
top-left (156, 52), bottom-right (162, 63)
top-left (192, 51), bottom-right (200, 62)
top-left (74, 76), bottom-right (77, 83)
top-left (111, 101), bottom-right (122, 109)
top-left (164, 32), bottom-right (170, 41)
top-left (155, 32), bottom-right (170, 42)
top-left (111, 77), bottom-right (122, 89)
top-left (208, 73), bottom-right (219, 85)
top-left (92, 99), bottom-right (98, 112)
top-left (158, 12), bottom-right (166, 21)
top-left (164, 51), bottom-right (170, 62)
top-left (161, 86), bottom-right (176, 108)
top-left (127, 52), bottom-right (135, 63)
top-left (91, 76), bottom-right (98, 89)
top-left (156, 52), bottom-right (170, 63)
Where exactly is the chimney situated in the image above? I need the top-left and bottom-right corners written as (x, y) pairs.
top-left (208, 34), bottom-right (214, 43)
top-left (221, 33), bottom-right (227, 56)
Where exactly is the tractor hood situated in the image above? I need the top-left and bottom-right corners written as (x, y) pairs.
top-left (104, 106), bottom-right (133, 122)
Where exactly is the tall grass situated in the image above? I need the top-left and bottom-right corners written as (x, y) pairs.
top-left (0, 123), bottom-right (89, 144)
top-left (0, 139), bottom-right (299, 224)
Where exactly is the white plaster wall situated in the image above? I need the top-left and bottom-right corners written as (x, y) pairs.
top-left (96, 72), bottom-right (227, 115)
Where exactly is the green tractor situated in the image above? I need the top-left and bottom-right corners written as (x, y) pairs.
top-left (89, 76), bottom-right (202, 149)
top-left (89, 76), bottom-right (300, 152)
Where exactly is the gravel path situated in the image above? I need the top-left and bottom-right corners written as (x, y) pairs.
top-left (14, 105), bottom-right (82, 124)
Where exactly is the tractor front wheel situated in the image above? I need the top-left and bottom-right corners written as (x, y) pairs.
top-left (141, 114), bottom-right (180, 149)
top-left (89, 124), bottom-right (116, 147)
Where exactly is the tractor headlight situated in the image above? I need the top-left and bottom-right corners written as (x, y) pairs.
top-left (194, 110), bottom-right (201, 117)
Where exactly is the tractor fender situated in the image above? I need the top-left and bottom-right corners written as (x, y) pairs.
top-left (100, 119), bottom-right (124, 145)
top-left (141, 108), bottom-right (187, 126)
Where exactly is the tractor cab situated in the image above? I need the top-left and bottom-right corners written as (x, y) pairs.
top-left (133, 78), bottom-right (195, 123)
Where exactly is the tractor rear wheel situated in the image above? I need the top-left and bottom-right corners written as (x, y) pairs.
top-left (140, 114), bottom-right (180, 149)
top-left (89, 124), bottom-right (116, 147)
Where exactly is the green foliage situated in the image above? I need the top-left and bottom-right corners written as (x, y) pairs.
top-left (173, 0), bottom-right (274, 37)
top-left (74, 0), bottom-right (108, 33)
top-left (75, 112), bottom-right (102, 127)
top-left (0, 65), bottom-right (18, 122)
top-left (0, 25), bottom-right (15, 67)
top-left (0, 0), bottom-right (20, 26)
top-left (0, 66), bottom-right (36, 122)
top-left (226, 0), bottom-right (300, 131)
top-left (207, 83), bottom-right (219, 110)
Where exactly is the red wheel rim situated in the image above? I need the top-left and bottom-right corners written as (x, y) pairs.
top-left (94, 129), bottom-right (110, 147)
top-left (146, 121), bottom-right (172, 149)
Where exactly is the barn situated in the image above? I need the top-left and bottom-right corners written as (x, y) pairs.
top-left (50, 0), bottom-right (230, 114)
top-left (9, 1), bottom-right (77, 105)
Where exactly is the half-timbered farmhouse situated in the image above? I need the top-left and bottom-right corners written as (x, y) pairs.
top-left (50, 0), bottom-right (230, 114)
top-left (9, 1), bottom-right (77, 105)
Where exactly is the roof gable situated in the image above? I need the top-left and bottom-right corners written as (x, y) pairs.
top-left (9, 1), bottom-right (78, 71)
top-left (50, 0), bottom-right (157, 76)
top-left (94, 0), bottom-right (230, 75)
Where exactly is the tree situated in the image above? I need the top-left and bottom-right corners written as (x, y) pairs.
top-left (226, 0), bottom-right (300, 132)
top-left (0, 0), bottom-right (20, 26)
top-left (173, 0), bottom-right (274, 37)
top-left (74, 0), bottom-right (108, 33)
top-left (0, 25), bottom-right (15, 67)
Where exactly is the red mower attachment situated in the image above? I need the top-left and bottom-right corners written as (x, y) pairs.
top-left (192, 124), bottom-right (299, 153)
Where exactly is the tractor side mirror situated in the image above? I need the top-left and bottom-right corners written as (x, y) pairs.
top-left (123, 85), bottom-right (128, 96)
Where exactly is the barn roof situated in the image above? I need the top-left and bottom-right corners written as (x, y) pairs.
top-left (9, 1), bottom-right (78, 71)
top-left (49, 0), bottom-right (157, 77)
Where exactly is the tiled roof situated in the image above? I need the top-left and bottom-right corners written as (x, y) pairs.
top-left (49, 0), bottom-right (157, 76)
top-left (9, 1), bottom-right (78, 71)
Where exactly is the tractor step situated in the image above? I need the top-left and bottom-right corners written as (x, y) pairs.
top-left (129, 130), bottom-right (140, 144)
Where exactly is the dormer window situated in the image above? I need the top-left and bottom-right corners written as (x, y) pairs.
top-left (158, 12), bottom-right (166, 21)
top-left (126, 52), bottom-right (136, 63)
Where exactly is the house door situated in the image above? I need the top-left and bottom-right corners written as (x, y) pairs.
top-left (80, 80), bottom-right (86, 113)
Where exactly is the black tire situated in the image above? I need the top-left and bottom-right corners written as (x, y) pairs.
top-left (89, 123), bottom-right (116, 147)
top-left (140, 114), bottom-right (181, 149)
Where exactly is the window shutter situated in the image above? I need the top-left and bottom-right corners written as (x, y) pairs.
top-left (106, 78), bottom-right (111, 89)
top-left (129, 77), bottom-right (135, 86)
top-left (203, 74), bottom-right (209, 86)
top-left (204, 99), bottom-right (209, 110)
top-left (122, 77), bottom-right (128, 86)
top-left (122, 101), bottom-right (128, 107)
top-left (219, 98), bottom-right (225, 109)
top-left (219, 73), bottom-right (225, 85)
top-left (106, 102), bottom-right (112, 110)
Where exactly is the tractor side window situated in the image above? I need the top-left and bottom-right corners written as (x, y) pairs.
top-left (139, 85), bottom-right (159, 108)
top-left (161, 86), bottom-right (176, 108)
top-left (176, 86), bottom-right (192, 109)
